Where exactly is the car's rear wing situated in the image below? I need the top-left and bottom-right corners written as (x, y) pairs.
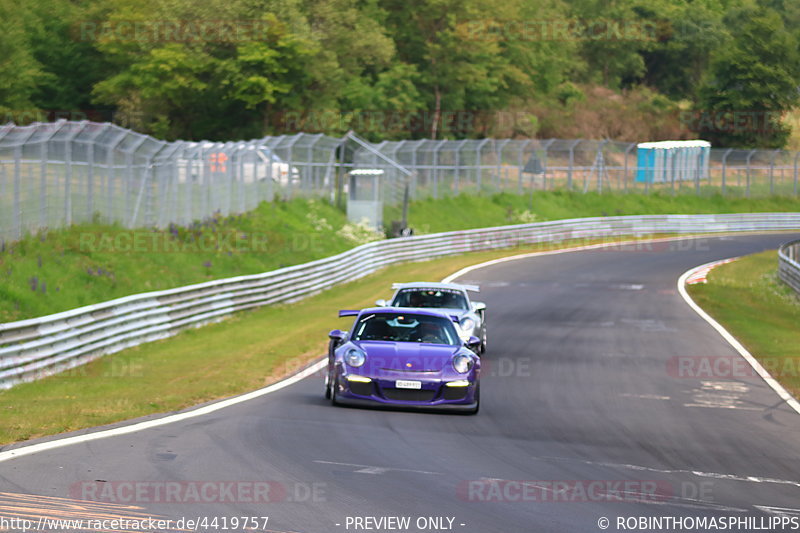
top-left (391, 283), bottom-right (480, 292)
top-left (338, 310), bottom-right (360, 317)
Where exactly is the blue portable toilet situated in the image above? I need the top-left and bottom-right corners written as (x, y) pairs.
top-left (636, 140), bottom-right (710, 183)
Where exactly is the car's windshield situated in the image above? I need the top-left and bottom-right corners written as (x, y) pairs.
top-left (392, 288), bottom-right (468, 310)
top-left (352, 312), bottom-right (460, 345)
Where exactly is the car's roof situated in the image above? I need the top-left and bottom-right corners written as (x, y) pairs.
top-left (391, 282), bottom-right (478, 292)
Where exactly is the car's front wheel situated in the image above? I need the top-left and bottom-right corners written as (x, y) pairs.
top-left (330, 375), bottom-right (340, 406)
top-left (324, 370), bottom-right (332, 399)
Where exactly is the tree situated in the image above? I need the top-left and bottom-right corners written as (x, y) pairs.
top-left (0, 0), bottom-right (48, 118)
top-left (694, 4), bottom-right (800, 147)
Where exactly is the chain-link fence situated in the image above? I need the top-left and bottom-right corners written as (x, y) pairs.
top-left (1, 120), bottom-right (798, 242)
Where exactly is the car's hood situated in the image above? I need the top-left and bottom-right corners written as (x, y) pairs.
top-left (354, 341), bottom-right (460, 372)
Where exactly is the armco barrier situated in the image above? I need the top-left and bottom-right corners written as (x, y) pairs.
top-left (2, 213), bottom-right (800, 389)
top-left (778, 239), bottom-right (800, 295)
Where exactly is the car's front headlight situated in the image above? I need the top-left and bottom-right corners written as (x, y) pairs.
top-left (453, 353), bottom-right (474, 374)
top-left (460, 318), bottom-right (476, 333)
top-left (345, 348), bottom-right (366, 368)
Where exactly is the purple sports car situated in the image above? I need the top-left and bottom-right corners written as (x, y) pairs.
top-left (325, 307), bottom-right (481, 414)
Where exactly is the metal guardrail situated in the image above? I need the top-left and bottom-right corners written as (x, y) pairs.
top-left (2, 212), bottom-right (800, 389)
top-left (778, 239), bottom-right (800, 295)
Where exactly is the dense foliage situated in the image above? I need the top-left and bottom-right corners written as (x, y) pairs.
top-left (1, 0), bottom-right (798, 147)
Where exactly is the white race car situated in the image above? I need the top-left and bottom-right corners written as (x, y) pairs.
top-left (376, 282), bottom-right (487, 353)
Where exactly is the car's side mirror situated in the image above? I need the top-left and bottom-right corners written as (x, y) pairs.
top-left (375, 299), bottom-right (387, 307)
top-left (329, 329), bottom-right (346, 341)
top-left (466, 336), bottom-right (481, 349)
top-left (472, 301), bottom-right (486, 312)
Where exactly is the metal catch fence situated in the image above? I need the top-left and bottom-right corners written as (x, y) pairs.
top-left (1, 120), bottom-right (799, 242)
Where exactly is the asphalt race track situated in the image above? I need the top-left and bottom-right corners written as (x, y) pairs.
top-left (2, 233), bottom-right (800, 533)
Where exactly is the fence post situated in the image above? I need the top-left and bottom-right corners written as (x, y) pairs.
top-left (623, 142), bottom-right (634, 193)
top-left (721, 148), bottom-right (732, 195)
top-left (454, 141), bottom-right (461, 195)
top-left (518, 139), bottom-right (532, 193)
top-left (542, 139), bottom-right (555, 191)
top-left (794, 150), bottom-right (799, 196)
top-left (13, 144), bottom-right (21, 240)
top-left (85, 124), bottom-right (108, 221)
top-left (598, 140), bottom-right (608, 193)
top-left (770, 149), bottom-right (779, 196)
top-left (64, 134), bottom-right (72, 226)
top-left (745, 149), bottom-right (755, 198)
top-left (475, 138), bottom-right (488, 192)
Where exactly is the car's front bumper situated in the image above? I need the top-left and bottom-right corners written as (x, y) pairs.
top-left (335, 371), bottom-right (478, 411)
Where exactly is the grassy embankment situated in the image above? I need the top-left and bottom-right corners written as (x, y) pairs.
top-left (688, 251), bottom-right (800, 399)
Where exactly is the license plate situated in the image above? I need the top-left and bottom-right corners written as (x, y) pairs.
top-left (396, 380), bottom-right (422, 390)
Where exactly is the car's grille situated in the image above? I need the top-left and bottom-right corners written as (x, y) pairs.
top-left (382, 388), bottom-right (437, 402)
top-left (442, 387), bottom-right (468, 400)
top-left (349, 381), bottom-right (374, 396)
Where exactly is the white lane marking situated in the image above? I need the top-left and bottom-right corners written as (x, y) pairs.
top-left (612, 283), bottom-right (644, 290)
top-left (620, 393), bottom-right (671, 400)
top-left (755, 506), bottom-right (800, 516)
top-left (0, 359), bottom-right (327, 464)
top-left (619, 318), bottom-right (675, 332)
top-left (628, 498), bottom-right (747, 512)
top-left (678, 261), bottom-right (800, 415)
top-left (313, 460), bottom-right (441, 475)
top-left (558, 457), bottom-right (800, 489)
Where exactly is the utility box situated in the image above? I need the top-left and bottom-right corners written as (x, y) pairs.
top-left (347, 168), bottom-right (384, 231)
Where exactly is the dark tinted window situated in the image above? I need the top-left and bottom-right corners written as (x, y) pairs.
top-left (352, 312), bottom-right (459, 345)
top-left (392, 288), bottom-right (468, 310)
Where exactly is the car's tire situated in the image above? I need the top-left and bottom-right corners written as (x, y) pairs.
top-left (330, 375), bottom-right (340, 406)
top-left (324, 370), bottom-right (332, 399)
top-left (480, 329), bottom-right (487, 354)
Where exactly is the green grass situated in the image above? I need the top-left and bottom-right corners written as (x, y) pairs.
top-left (688, 251), bottom-right (800, 398)
top-left (390, 191), bottom-right (800, 234)
top-left (0, 198), bottom-right (367, 322)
